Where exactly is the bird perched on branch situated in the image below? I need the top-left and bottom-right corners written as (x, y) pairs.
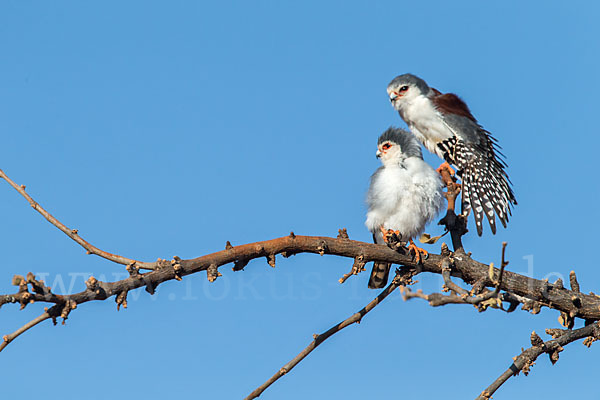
top-left (387, 74), bottom-right (517, 236)
top-left (365, 127), bottom-right (444, 288)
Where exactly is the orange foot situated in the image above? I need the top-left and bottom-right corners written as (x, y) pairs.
top-left (436, 161), bottom-right (455, 176)
top-left (379, 225), bottom-right (400, 243)
top-left (379, 227), bottom-right (402, 244)
top-left (385, 229), bottom-right (402, 243)
top-left (436, 162), bottom-right (460, 190)
top-left (408, 238), bottom-right (428, 264)
top-left (379, 225), bottom-right (387, 239)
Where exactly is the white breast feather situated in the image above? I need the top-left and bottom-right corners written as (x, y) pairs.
top-left (397, 94), bottom-right (454, 159)
top-left (365, 158), bottom-right (444, 241)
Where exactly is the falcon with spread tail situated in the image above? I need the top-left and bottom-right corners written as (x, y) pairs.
top-left (387, 73), bottom-right (517, 236)
top-left (365, 127), bottom-right (444, 288)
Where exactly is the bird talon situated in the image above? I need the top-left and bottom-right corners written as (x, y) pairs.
top-left (436, 161), bottom-right (455, 177)
top-left (408, 239), bottom-right (428, 264)
top-left (381, 228), bottom-right (402, 244)
top-left (379, 226), bottom-right (388, 240)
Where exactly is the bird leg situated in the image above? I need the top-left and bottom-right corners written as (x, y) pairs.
top-left (436, 162), bottom-right (457, 186)
top-left (407, 238), bottom-right (428, 264)
top-left (436, 161), bottom-right (455, 175)
top-left (437, 161), bottom-right (462, 214)
top-left (436, 162), bottom-right (467, 254)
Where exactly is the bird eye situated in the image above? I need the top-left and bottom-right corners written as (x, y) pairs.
top-left (399, 86), bottom-right (409, 92)
top-left (382, 143), bottom-right (391, 150)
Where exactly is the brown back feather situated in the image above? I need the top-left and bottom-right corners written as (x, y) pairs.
top-left (431, 89), bottom-right (477, 122)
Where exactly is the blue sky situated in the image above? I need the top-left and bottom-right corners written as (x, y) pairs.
top-left (1, 1), bottom-right (599, 398)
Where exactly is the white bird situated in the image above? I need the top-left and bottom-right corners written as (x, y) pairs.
top-left (365, 127), bottom-right (444, 289)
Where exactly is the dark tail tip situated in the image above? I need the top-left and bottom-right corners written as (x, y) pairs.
top-left (368, 262), bottom-right (391, 289)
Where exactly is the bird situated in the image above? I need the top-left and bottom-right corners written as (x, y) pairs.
top-left (365, 127), bottom-right (444, 288)
top-left (387, 73), bottom-right (517, 236)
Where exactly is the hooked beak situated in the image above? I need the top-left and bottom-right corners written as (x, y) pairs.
top-left (389, 91), bottom-right (399, 102)
top-left (376, 150), bottom-right (381, 159)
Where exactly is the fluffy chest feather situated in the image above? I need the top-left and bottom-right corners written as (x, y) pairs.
top-left (365, 159), bottom-right (444, 239)
top-left (397, 95), bottom-right (454, 158)
top-left (367, 165), bottom-right (412, 211)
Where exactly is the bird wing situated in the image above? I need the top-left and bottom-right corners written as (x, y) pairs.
top-left (431, 92), bottom-right (477, 122)
top-left (431, 92), bottom-right (516, 236)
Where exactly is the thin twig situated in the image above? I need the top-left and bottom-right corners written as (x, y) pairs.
top-left (441, 258), bottom-right (469, 295)
top-left (0, 311), bottom-right (51, 352)
top-left (403, 243), bottom-right (511, 310)
top-left (443, 243), bottom-right (509, 303)
top-left (475, 323), bottom-right (600, 400)
top-left (244, 271), bottom-right (407, 399)
top-left (402, 288), bottom-right (521, 312)
top-left (0, 169), bottom-right (155, 270)
top-left (492, 241), bottom-right (509, 297)
top-left (338, 255), bottom-right (366, 284)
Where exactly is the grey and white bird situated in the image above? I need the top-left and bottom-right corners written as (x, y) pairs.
top-left (365, 127), bottom-right (444, 289)
top-left (387, 74), bottom-right (517, 236)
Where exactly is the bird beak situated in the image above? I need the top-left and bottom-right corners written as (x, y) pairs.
top-left (376, 150), bottom-right (381, 159)
top-left (389, 92), bottom-right (399, 102)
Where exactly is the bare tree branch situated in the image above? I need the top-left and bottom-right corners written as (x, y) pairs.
top-left (0, 169), bottom-right (156, 270)
top-left (2, 175), bottom-right (600, 398)
top-left (0, 311), bottom-right (51, 352)
top-left (2, 233), bottom-right (599, 317)
top-left (401, 242), bottom-right (512, 311)
top-left (475, 323), bottom-right (600, 400)
top-left (2, 233), bottom-right (600, 352)
top-left (245, 268), bottom-right (415, 399)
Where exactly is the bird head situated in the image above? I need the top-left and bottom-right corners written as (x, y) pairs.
top-left (376, 127), bottom-right (422, 165)
top-left (387, 73), bottom-right (430, 109)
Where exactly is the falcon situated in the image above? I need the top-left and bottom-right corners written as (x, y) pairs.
top-left (365, 127), bottom-right (444, 288)
top-left (387, 74), bottom-right (517, 236)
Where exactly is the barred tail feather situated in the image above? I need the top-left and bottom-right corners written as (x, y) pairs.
top-left (462, 167), bottom-right (486, 236)
top-left (486, 163), bottom-right (513, 228)
top-left (368, 233), bottom-right (391, 289)
top-left (477, 182), bottom-right (497, 235)
top-left (368, 261), bottom-right (391, 289)
top-left (460, 170), bottom-right (472, 216)
top-left (460, 149), bottom-right (516, 236)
